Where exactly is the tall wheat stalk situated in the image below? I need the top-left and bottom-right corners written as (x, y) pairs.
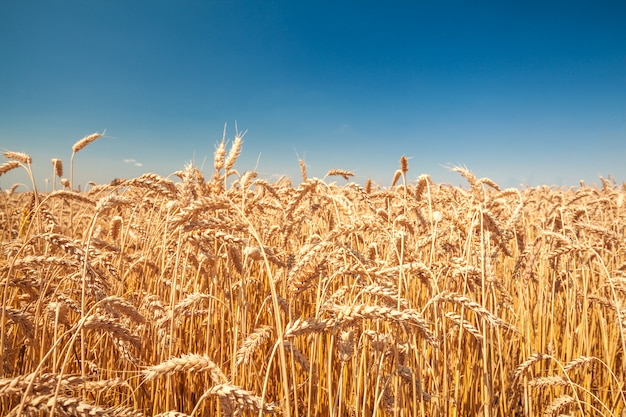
top-left (70, 131), bottom-right (104, 190)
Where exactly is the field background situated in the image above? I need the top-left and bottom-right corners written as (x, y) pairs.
top-left (1, 138), bottom-right (625, 416)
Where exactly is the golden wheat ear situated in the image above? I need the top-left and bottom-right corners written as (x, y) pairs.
top-left (325, 169), bottom-right (355, 181)
top-left (0, 161), bottom-right (21, 176)
top-left (3, 151), bottom-right (32, 165)
top-left (400, 155), bottom-right (409, 174)
top-left (72, 131), bottom-right (104, 154)
top-left (70, 130), bottom-right (105, 189)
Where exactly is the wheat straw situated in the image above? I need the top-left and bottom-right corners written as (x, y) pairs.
top-left (0, 161), bottom-right (20, 176)
top-left (400, 155), bottom-right (409, 174)
top-left (3, 151), bottom-right (32, 165)
top-left (325, 169), bottom-right (355, 181)
top-left (142, 353), bottom-right (227, 384)
top-left (51, 158), bottom-right (63, 177)
top-left (236, 326), bottom-right (273, 366)
top-left (207, 383), bottom-right (279, 414)
top-left (72, 131), bottom-right (104, 154)
top-left (224, 134), bottom-right (243, 173)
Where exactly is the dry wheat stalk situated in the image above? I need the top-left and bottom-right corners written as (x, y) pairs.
top-left (399, 155), bottom-right (409, 174)
top-left (114, 173), bottom-right (178, 199)
top-left (79, 377), bottom-right (129, 393)
top-left (1, 373), bottom-right (95, 399)
top-left (284, 317), bottom-right (331, 338)
top-left (214, 137), bottom-right (227, 173)
top-left (158, 292), bottom-right (214, 327)
top-left (329, 303), bottom-right (438, 347)
top-left (362, 329), bottom-right (392, 352)
top-left (95, 194), bottom-right (130, 213)
top-left (142, 353), bottom-right (228, 384)
top-left (562, 356), bottom-right (596, 373)
top-left (46, 301), bottom-right (72, 327)
top-left (433, 291), bottom-right (516, 332)
top-left (243, 245), bottom-right (285, 267)
top-left (0, 373), bottom-right (46, 397)
top-left (514, 349), bottom-right (563, 395)
top-left (44, 233), bottom-right (87, 261)
top-left (52, 158), bottom-right (64, 177)
top-left (206, 383), bottom-right (279, 414)
top-left (336, 329), bottom-right (355, 362)
top-left (478, 176), bottom-right (500, 191)
top-left (140, 294), bottom-right (167, 321)
top-left (110, 216), bottom-right (122, 240)
top-left (283, 339), bottom-right (310, 372)
top-left (237, 170), bottom-right (257, 189)
top-left (444, 312), bottom-right (484, 341)
top-left (4, 307), bottom-right (35, 340)
top-left (72, 132), bottom-right (104, 154)
top-left (3, 151), bottom-right (32, 165)
top-left (283, 178), bottom-right (320, 222)
top-left (451, 165), bottom-right (481, 195)
top-left (391, 170), bottom-right (402, 187)
top-left (414, 174), bottom-right (431, 200)
top-left (527, 376), bottom-right (569, 388)
top-left (617, 306), bottom-right (626, 341)
top-left (99, 296), bottom-right (145, 324)
top-left (48, 189), bottom-right (96, 205)
top-left (3, 254), bottom-right (80, 271)
top-left (325, 169), bottom-right (355, 181)
top-left (376, 262), bottom-right (434, 287)
top-left (236, 326), bottom-right (273, 366)
top-left (224, 134), bottom-right (243, 173)
top-left (83, 315), bottom-right (141, 349)
top-left (547, 244), bottom-right (591, 261)
top-left (543, 394), bottom-right (575, 417)
top-left (358, 283), bottom-right (409, 309)
top-left (13, 394), bottom-right (142, 417)
top-left (0, 161), bottom-right (21, 176)
top-left (298, 159), bottom-right (307, 182)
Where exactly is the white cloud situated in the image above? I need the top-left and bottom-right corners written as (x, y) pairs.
top-left (124, 158), bottom-right (143, 167)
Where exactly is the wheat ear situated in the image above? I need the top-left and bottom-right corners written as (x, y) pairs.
top-left (142, 353), bottom-right (227, 384)
top-left (3, 151), bottom-right (32, 165)
top-left (206, 383), bottom-right (279, 414)
top-left (70, 131), bottom-right (105, 189)
top-left (0, 161), bottom-right (21, 177)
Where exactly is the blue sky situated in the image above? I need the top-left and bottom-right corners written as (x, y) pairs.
top-left (1, 0), bottom-right (625, 190)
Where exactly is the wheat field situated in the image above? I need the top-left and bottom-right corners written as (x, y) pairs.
top-left (1, 134), bottom-right (625, 416)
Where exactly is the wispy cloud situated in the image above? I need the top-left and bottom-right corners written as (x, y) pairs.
top-left (123, 158), bottom-right (143, 167)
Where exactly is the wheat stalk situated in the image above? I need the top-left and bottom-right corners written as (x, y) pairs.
top-left (142, 353), bottom-right (227, 384)
top-left (3, 151), bottom-right (32, 165)
top-left (0, 161), bottom-right (21, 176)
top-left (70, 131), bottom-right (105, 189)
top-left (325, 169), bottom-right (355, 181)
top-left (329, 303), bottom-right (438, 347)
top-left (206, 383), bottom-right (279, 414)
top-left (236, 326), bottom-right (273, 366)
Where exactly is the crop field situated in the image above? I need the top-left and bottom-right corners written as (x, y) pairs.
top-left (1, 134), bottom-right (625, 416)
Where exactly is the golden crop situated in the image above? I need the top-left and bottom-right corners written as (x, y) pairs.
top-left (1, 137), bottom-right (625, 416)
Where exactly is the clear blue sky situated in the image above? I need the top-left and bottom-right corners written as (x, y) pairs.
top-left (1, 0), bottom-right (625, 190)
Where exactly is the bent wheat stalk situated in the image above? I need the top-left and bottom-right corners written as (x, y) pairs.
top-left (70, 131), bottom-right (104, 190)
